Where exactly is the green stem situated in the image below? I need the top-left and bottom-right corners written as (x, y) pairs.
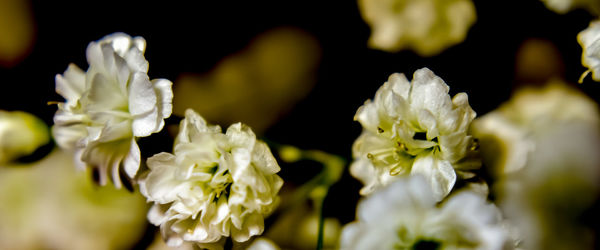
top-left (316, 187), bottom-right (329, 250)
top-left (265, 141), bottom-right (346, 250)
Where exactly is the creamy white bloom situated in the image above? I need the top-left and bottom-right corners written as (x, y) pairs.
top-left (358, 0), bottom-right (476, 56)
top-left (351, 68), bottom-right (478, 200)
top-left (139, 109), bottom-right (283, 247)
top-left (52, 32), bottom-right (173, 188)
top-left (472, 81), bottom-right (600, 249)
top-left (247, 238), bottom-right (280, 250)
top-left (540, 0), bottom-right (600, 15)
top-left (579, 20), bottom-right (600, 82)
top-left (340, 176), bottom-right (507, 250)
top-left (471, 81), bottom-right (599, 175)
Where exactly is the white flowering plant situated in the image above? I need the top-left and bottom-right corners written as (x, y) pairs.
top-left (1, 1), bottom-right (600, 250)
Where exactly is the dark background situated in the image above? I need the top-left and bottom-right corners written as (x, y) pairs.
top-left (1, 0), bottom-right (599, 238)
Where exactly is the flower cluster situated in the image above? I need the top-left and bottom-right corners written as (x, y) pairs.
top-left (472, 81), bottom-right (599, 175)
top-left (52, 33), bottom-right (173, 188)
top-left (358, 0), bottom-right (476, 56)
top-left (472, 81), bottom-right (600, 249)
top-left (42, 23), bottom-right (599, 249)
top-left (139, 109), bottom-right (283, 247)
top-left (340, 175), bottom-right (507, 249)
top-left (351, 68), bottom-right (478, 200)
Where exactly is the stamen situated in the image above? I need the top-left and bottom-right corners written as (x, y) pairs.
top-left (377, 127), bottom-right (384, 133)
top-left (366, 148), bottom-right (396, 166)
top-left (389, 162), bottom-right (408, 176)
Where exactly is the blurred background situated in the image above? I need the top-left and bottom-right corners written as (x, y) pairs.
top-left (1, 0), bottom-right (600, 249)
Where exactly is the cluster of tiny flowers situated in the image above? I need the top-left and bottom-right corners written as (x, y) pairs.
top-left (351, 67), bottom-right (478, 200)
top-left (139, 109), bottom-right (283, 247)
top-left (52, 33), bottom-right (173, 188)
top-left (53, 33), bottom-right (283, 247)
top-left (340, 175), bottom-right (507, 249)
top-left (51, 33), bottom-right (517, 249)
top-left (358, 0), bottom-right (477, 56)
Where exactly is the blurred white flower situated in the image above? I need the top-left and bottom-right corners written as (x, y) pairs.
top-left (139, 109), bottom-right (283, 247)
top-left (0, 149), bottom-right (148, 250)
top-left (472, 81), bottom-right (600, 249)
top-left (340, 175), bottom-right (507, 250)
top-left (358, 0), bottom-right (476, 56)
top-left (579, 20), bottom-right (600, 82)
top-left (0, 110), bottom-right (49, 164)
top-left (471, 81), bottom-right (599, 175)
top-left (247, 238), bottom-right (280, 250)
top-left (540, 0), bottom-right (600, 15)
top-left (52, 32), bottom-right (173, 188)
top-left (351, 68), bottom-right (478, 200)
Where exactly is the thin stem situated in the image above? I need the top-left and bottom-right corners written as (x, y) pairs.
top-left (316, 188), bottom-right (329, 250)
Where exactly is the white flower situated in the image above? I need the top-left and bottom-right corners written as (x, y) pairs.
top-left (52, 32), bottom-right (173, 188)
top-left (0, 149), bottom-right (148, 250)
top-left (0, 110), bottom-right (49, 164)
top-left (351, 67), bottom-right (478, 200)
top-left (579, 20), bottom-right (600, 82)
top-left (139, 109), bottom-right (283, 247)
top-left (247, 238), bottom-right (280, 250)
top-left (358, 0), bottom-right (476, 56)
top-left (496, 121), bottom-right (600, 249)
top-left (471, 81), bottom-right (599, 175)
top-left (540, 0), bottom-right (600, 15)
top-left (340, 175), bottom-right (508, 250)
top-left (472, 81), bottom-right (600, 249)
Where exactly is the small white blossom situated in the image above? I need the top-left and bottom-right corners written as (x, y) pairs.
top-left (52, 32), bottom-right (173, 187)
top-left (358, 0), bottom-right (476, 56)
top-left (578, 20), bottom-right (600, 82)
top-left (139, 109), bottom-right (283, 247)
top-left (351, 67), bottom-right (478, 200)
top-left (340, 175), bottom-right (508, 250)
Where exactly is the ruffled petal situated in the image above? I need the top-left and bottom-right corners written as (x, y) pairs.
top-left (410, 153), bottom-right (456, 201)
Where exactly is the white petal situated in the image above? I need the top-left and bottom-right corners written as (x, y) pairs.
top-left (83, 72), bottom-right (128, 113)
top-left (52, 123), bottom-right (87, 150)
top-left (231, 212), bottom-right (264, 242)
top-left (129, 72), bottom-right (159, 137)
top-left (123, 138), bottom-right (141, 178)
top-left (410, 153), bottom-right (456, 201)
top-left (409, 68), bottom-right (452, 115)
top-left (55, 64), bottom-right (86, 104)
top-left (153, 78), bottom-right (173, 120)
top-left (388, 72), bottom-right (411, 99)
top-left (251, 141), bottom-right (280, 175)
top-left (85, 41), bottom-right (104, 70)
top-left (226, 123), bottom-right (256, 149)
